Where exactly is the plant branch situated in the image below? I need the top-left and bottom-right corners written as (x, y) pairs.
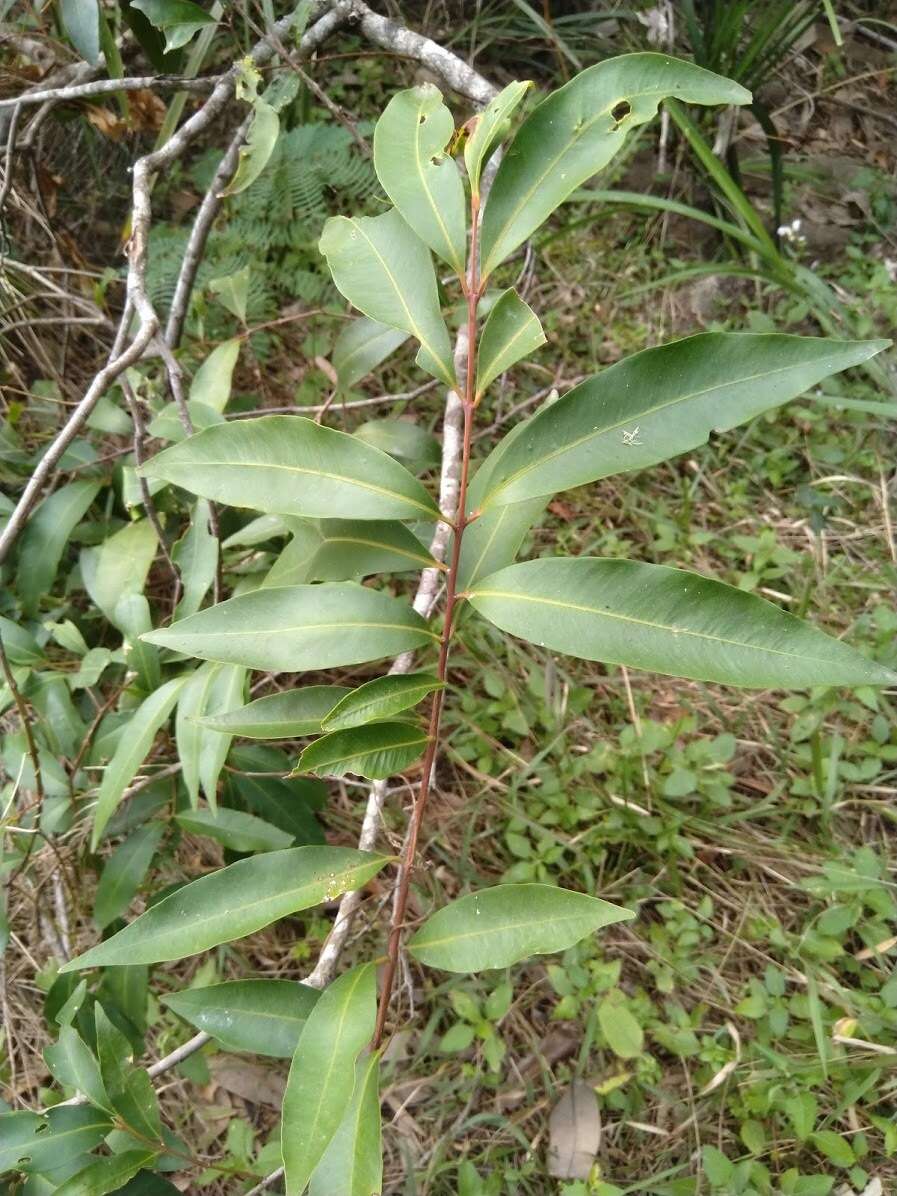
top-left (0, 76), bottom-right (221, 111)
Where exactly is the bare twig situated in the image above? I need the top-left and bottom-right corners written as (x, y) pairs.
top-left (0, 76), bottom-right (221, 111)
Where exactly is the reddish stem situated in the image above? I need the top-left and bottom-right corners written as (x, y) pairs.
top-left (372, 194), bottom-right (481, 1047)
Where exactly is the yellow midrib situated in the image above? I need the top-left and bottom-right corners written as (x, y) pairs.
top-left (412, 98), bottom-right (462, 271)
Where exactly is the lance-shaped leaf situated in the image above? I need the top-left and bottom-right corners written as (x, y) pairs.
top-left (176, 662), bottom-right (245, 808)
top-left (18, 479), bottom-right (101, 615)
top-left (477, 334), bottom-right (890, 509)
top-left (44, 1026), bottom-right (110, 1111)
top-left (81, 518), bottom-right (158, 628)
top-left (189, 339), bottom-right (240, 412)
top-left (296, 722), bottom-right (429, 780)
top-left (373, 84), bottom-right (466, 274)
top-left (143, 583), bottom-right (436, 672)
top-left (480, 53), bottom-right (751, 278)
top-left (332, 317), bottom-right (408, 391)
top-left (221, 100), bottom-right (279, 197)
top-left (55, 1150), bottom-right (158, 1196)
top-left (91, 677), bottom-right (186, 849)
top-left (142, 415), bottom-right (439, 522)
top-left (172, 499), bottom-right (218, 620)
top-left (61, 847), bottom-right (390, 970)
top-left (456, 496), bottom-right (546, 591)
top-left (465, 80), bottom-right (531, 198)
top-left (0, 1106), bottom-right (113, 1175)
top-left (476, 288), bottom-right (546, 398)
top-left (199, 686), bottom-right (351, 739)
top-left (163, 979), bottom-right (319, 1058)
top-left (468, 557), bottom-right (897, 689)
top-left (94, 824), bottom-right (164, 930)
top-left (322, 673), bottom-right (443, 732)
top-left (319, 208), bottom-right (455, 386)
top-left (309, 519), bottom-right (439, 581)
top-left (175, 807), bottom-right (293, 853)
top-left (309, 1052), bottom-right (382, 1196)
top-left (282, 962), bottom-right (377, 1195)
top-left (409, 883), bottom-right (634, 972)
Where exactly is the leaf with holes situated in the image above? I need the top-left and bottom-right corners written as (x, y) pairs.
top-left (320, 208), bottom-right (455, 386)
top-left (409, 883), bottom-right (634, 972)
top-left (468, 557), bottom-right (897, 688)
top-left (480, 53), bottom-right (751, 277)
top-left (61, 847), bottom-right (390, 969)
top-left (373, 84), bottom-right (466, 273)
top-left (142, 415), bottom-right (439, 522)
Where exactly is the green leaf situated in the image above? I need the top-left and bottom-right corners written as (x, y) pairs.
top-left (308, 518), bottom-right (438, 580)
top-left (0, 1106), bottom-right (112, 1174)
top-left (147, 399), bottom-right (224, 444)
top-left (480, 53), bottom-right (751, 277)
top-left (176, 662), bottom-right (246, 807)
top-left (60, 0), bottom-right (101, 63)
top-left (810, 1131), bottom-right (855, 1167)
top-left (456, 496), bottom-right (546, 591)
top-left (319, 208), bottom-right (455, 387)
top-left (91, 677), bottom-right (186, 849)
top-left (373, 84), bottom-right (466, 273)
top-left (464, 80), bottom-right (531, 198)
top-left (224, 766), bottom-right (324, 846)
top-left (172, 499), bottom-right (218, 620)
top-left (163, 979), bottom-right (319, 1058)
top-left (322, 673), bottom-right (443, 731)
top-left (143, 583), bottom-right (436, 672)
top-left (44, 1026), bottom-right (110, 1111)
top-left (18, 480), bottom-right (101, 615)
top-left (784, 1093), bottom-right (817, 1141)
top-left (54, 1149), bottom-right (157, 1196)
top-left (130, 0), bottom-right (215, 51)
top-left (353, 420), bottom-right (439, 469)
top-left (282, 962), bottom-right (377, 1195)
top-left (332, 318), bottom-right (408, 391)
top-left (597, 992), bottom-right (644, 1059)
top-left (175, 807), bottom-right (293, 853)
top-left (142, 415), bottom-right (439, 522)
top-left (94, 824), bottom-right (164, 930)
top-left (308, 1051), bottom-right (382, 1196)
top-left (468, 558), bottom-right (897, 689)
top-left (476, 334), bottom-right (890, 509)
top-left (209, 267), bottom-right (250, 323)
top-left (81, 519), bottom-right (158, 628)
top-left (296, 721), bottom-right (429, 780)
top-left (94, 1004), bottom-right (133, 1099)
top-left (61, 847), bottom-right (390, 970)
top-left (475, 288), bottom-right (545, 398)
top-left (702, 1146), bottom-right (734, 1188)
top-left (408, 883), bottom-right (634, 972)
top-left (189, 339), bottom-right (240, 412)
top-left (221, 100), bottom-right (279, 197)
top-left (198, 686), bottom-right (350, 739)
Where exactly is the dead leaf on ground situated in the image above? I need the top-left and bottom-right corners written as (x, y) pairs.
top-left (547, 1079), bottom-right (601, 1180)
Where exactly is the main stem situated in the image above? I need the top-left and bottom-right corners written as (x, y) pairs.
top-left (373, 194), bottom-right (481, 1048)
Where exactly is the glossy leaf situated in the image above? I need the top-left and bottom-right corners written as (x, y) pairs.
top-left (408, 883), bottom-right (634, 972)
top-left (131, 0), bottom-right (215, 51)
top-left (468, 557), bottom-right (897, 688)
top-left (319, 208), bottom-right (455, 386)
top-left (175, 806), bottom-right (293, 852)
top-left (332, 317), bottom-right (408, 390)
top-left (44, 1025), bottom-right (109, 1110)
top-left (142, 415), bottom-right (439, 522)
top-left (163, 979), bottom-right (319, 1058)
top-left (0, 1106), bottom-right (112, 1174)
top-left (224, 765), bottom-right (325, 847)
top-left (81, 519), bottom-right (157, 628)
top-left (172, 499), bottom-right (218, 619)
top-left (61, 847), bottom-right (390, 969)
top-left (91, 677), bottom-right (186, 849)
top-left (189, 339), bottom-right (240, 412)
top-left (54, 1149), bottom-right (157, 1196)
top-left (465, 80), bottom-right (531, 198)
top-left (475, 288), bottom-right (545, 398)
top-left (18, 480), bottom-right (101, 615)
top-left (199, 686), bottom-right (350, 739)
top-left (455, 496), bottom-right (546, 591)
top-left (282, 962), bottom-right (377, 1195)
top-left (480, 53), bottom-right (751, 277)
top-left (373, 84), bottom-right (466, 273)
top-left (323, 673), bottom-right (443, 732)
top-left (94, 824), bottom-right (164, 930)
top-left (308, 1051), bottom-right (382, 1196)
top-left (175, 662), bottom-right (245, 807)
top-left (476, 333), bottom-right (890, 508)
top-left (222, 100), bottom-right (279, 197)
top-left (354, 420), bottom-right (440, 468)
top-left (309, 518), bottom-right (438, 580)
top-left (143, 583), bottom-right (436, 673)
top-left (297, 721), bottom-right (429, 780)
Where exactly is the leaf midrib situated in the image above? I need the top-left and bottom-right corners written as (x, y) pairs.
top-left (415, 908), bottom-right (605, 951)
top-left (412, 96), bottom-right (461, 271)
top-left (158, 619), bottom-right (437, 642)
